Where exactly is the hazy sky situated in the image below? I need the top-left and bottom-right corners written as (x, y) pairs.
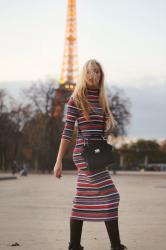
top-left (0, 0), bottom-right (166, 83)
top-left (0, 0), bottom-right (166, 140)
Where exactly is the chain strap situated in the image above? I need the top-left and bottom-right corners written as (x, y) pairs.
top-left (77, 112), bottom-right (107, 146)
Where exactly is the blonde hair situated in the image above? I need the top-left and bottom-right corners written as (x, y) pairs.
top-left (72, 59), bottom-right (118, 131)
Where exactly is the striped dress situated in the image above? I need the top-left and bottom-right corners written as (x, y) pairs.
top-left (62, 88), bottom-right (120, 222)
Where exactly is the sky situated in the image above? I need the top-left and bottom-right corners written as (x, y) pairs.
top-left (0, 0), bottom-right (166, 140)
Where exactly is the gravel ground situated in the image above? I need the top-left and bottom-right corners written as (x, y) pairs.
top-left (0, 171), bottom-right (166, 250)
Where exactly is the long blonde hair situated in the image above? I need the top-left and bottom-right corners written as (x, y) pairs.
top-left (72, 59), bottom-right (118, 131)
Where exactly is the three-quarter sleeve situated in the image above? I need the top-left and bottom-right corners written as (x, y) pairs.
top-left (61, 96), bottom-right (78, 142)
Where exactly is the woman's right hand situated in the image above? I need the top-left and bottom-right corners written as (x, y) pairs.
top-left (53, 161), bottom-right (62, 179)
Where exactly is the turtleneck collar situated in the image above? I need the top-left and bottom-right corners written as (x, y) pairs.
top-left (86, 87), bottom-right (100, 93)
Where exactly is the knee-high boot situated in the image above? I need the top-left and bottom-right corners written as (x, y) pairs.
top-left (105, 218), bottom-right (127, 250)
top-left (68, 218), bottom-right (84, 250)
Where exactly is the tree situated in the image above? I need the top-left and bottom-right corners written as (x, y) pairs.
top-left (106, 86), bottom-right (131, 137)
top-left (21, 78), bottom-right (59, 116)
top-left (119, 139), bottom-right (163, 170)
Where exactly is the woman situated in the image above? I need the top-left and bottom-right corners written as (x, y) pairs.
top-left (54, 59), bottom-right (127, 250)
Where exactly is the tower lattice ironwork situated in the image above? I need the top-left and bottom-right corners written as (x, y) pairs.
top-left (60, 0), bottom-right (79, 90)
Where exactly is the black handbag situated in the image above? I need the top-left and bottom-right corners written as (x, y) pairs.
top-left (78, 123), bottom-right (114, 171)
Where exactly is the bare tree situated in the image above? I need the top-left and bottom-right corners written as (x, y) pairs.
top-left (106, 85), bottom-right (132, 137)
top-left (21, 78), bottom-right (59, 116)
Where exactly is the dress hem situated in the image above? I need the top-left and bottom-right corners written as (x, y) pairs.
top-left (70, 215), bottom-right (119, 222)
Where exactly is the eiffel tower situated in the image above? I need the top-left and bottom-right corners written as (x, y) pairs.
top-left (60, 0), bottom-right (79, 90)
top-left (48, 0), bottom-right (79, 171)
top-left (53, 0), bottom-right (79, 118)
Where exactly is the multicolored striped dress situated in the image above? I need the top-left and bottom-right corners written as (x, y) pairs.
top-left (62, 88), bottom-right (120, 222)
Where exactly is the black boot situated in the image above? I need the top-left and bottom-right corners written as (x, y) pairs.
top-left (105, 219), bottom-right (127, 250)
top-left (68, 218), bottom-right (84, 250)
top-left (68, 242), bottom-right (84, 250)
top-left (111, 243), bottom-right (127, 250)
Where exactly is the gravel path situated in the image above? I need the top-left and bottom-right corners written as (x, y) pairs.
top-left (0, 172), bottom-right (166, 250)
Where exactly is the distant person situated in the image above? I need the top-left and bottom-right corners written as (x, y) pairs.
top-left (11, 160), bottom-right (17, 175)
top-left (54, 59), bottom-right (127, 250)
top-left (20, 162), bottom-right (28, 176)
